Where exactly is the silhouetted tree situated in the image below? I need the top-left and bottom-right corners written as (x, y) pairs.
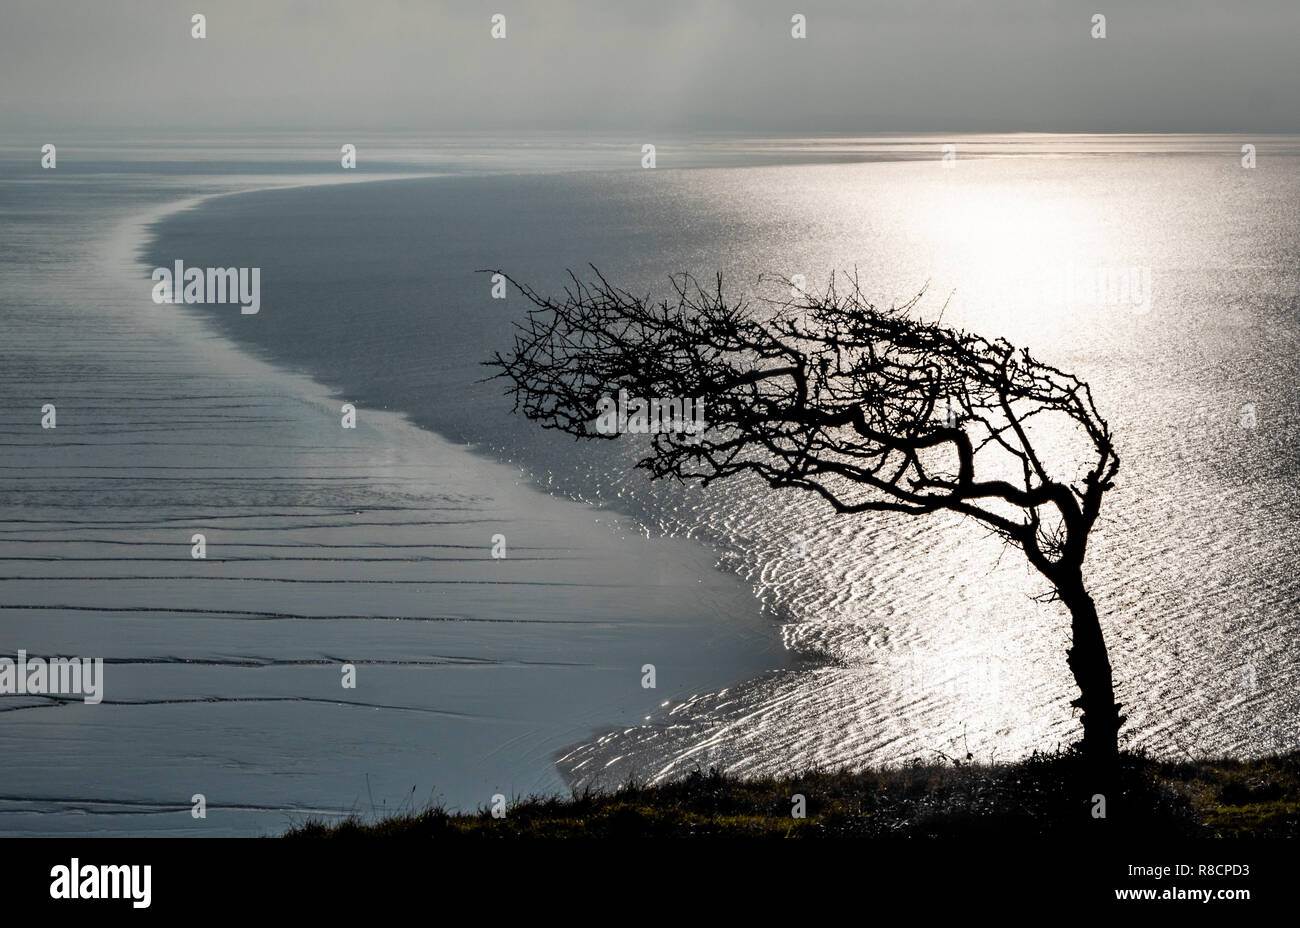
top-left (488, 268), bottom-right (1124, 761)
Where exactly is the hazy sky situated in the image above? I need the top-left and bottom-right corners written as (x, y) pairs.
top-left (1, 0), bottom-right (1297, 131)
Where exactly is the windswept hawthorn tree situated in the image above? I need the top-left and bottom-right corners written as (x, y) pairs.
top-left (488, 267), bottom-right (1125, 761)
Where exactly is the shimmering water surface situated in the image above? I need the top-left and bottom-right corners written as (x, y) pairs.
top-left (2, 133), bottom-right (1297, 833)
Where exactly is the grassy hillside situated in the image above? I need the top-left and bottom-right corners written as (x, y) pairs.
top-left (283, 749), bottom-right (1300, 838)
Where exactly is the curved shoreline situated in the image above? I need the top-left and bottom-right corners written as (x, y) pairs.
top-left (8, 136), bottom-right (1300, 832)
top-left (120, 172), bottom-right (791, 825)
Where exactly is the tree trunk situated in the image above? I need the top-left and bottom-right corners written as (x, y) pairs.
top-left (1056, 574), bottom-right (1124, 762)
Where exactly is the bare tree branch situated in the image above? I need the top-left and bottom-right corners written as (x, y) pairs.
top-left (486, 267), bottom-right (1126, 759)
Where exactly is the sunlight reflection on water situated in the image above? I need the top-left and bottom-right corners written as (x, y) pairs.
top-left (557, 144), bottom-right (1300, 781)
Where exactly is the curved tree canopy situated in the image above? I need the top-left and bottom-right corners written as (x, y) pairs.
top-left (488, 267), bottom-right (1125, 757)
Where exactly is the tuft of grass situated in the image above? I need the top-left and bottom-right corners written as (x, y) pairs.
top-left (282, 749), bottom-right (1300, 838)
top-left (1151, 751), bottom-right (1300, 837)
